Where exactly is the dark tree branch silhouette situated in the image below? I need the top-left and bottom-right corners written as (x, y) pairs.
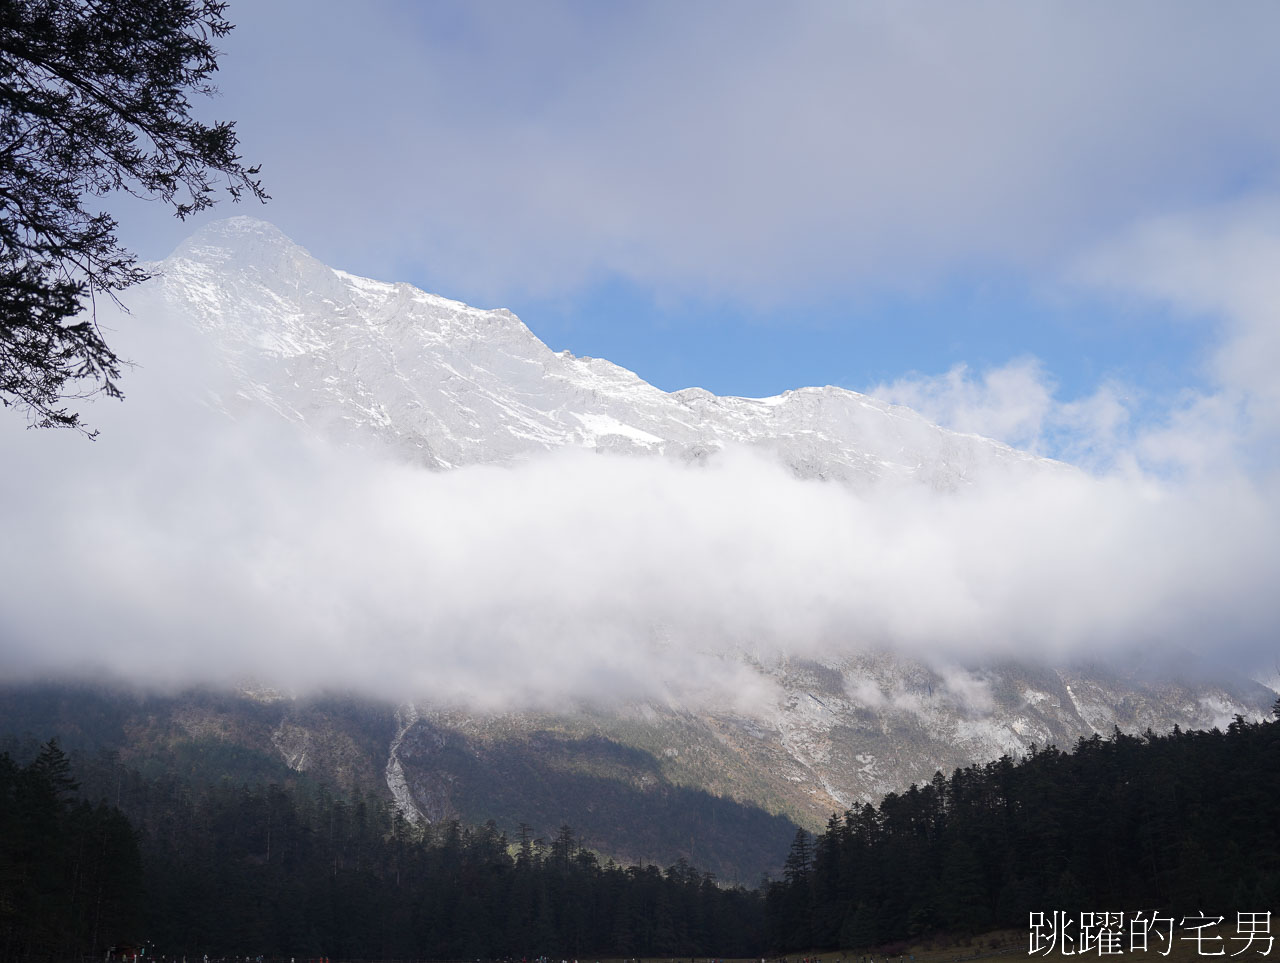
top-left (0, 0), bottom-right (266, 433)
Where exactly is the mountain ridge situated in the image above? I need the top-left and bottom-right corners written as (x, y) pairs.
top-left (147, 216), bottom-right (1053, 486)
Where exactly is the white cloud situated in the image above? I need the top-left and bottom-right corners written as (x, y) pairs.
top-left (866, 195), bottom-right (1280, 484)
top-left (872, 359), bottom-right (1056, 451)
top-left (1, 309), bottom-right (1277, 709)
top-left (1077, 197), bottom-right (1280, 469)
top-left (870, 359), bottom-right (1132, 470)
top-left (111, 2), bottom-right (1280, 306)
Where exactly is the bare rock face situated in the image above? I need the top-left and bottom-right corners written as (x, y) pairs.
top-left (391, 653), bottom-right (1273, 832)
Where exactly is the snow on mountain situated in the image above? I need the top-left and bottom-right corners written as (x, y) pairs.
top-left (402, 655), bottom-right (1273, 830)
top-left (128, 218), bottom-right (1274, 829)
top-left (149, 217), bottom-right (1051, 487)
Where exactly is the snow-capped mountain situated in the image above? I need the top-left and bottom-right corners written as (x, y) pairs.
top-left (146, 217), bottom-right (1049, 488)
top-left (108, 218), bottom-right (1273, 846)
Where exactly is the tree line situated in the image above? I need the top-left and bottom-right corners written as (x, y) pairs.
top-left (764, 713), bottom-right (1280, 951)
top-left (4, 711), bottom-right (1278, 961)
top-left (2, 743), bottom-right (764, 960)
top-left (0, 741), bottom-right (141, 961)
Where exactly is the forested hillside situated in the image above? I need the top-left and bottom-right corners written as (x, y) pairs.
top-left (3, 713), bottom-right (1277, 960)
top-left (764, 714), bottom-right (1280, 950)
top-left (0, 684), bottom-right (799, 883)
top-left (1, 744), bottom-right (764, 960)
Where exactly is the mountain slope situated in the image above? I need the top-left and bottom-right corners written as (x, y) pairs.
top-left (0, 682), bottom-right (797, 884)
top-left (33, 217), bottom-right (1270, 869)
top-left (147, 216), bottom-right (1050, 487)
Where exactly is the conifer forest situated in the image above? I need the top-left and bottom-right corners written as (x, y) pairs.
top-left (2, 715), bottom-right (1277, 961)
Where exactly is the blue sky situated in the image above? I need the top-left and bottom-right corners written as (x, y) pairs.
top-left (515, 270), bottom-right (1209, 404)
top-left (109, 0), bottom-right (1280, 463)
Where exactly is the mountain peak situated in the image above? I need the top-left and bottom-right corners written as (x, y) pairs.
top-left (182, 214), bottom-right (295, 244)
top-left (166, 216), bottom-right (313, 265)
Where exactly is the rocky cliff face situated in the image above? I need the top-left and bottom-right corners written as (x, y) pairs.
top-left (395, 653), bottom-right (1272, 830)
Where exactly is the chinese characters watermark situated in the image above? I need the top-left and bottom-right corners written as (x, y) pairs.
top-left (1029, 911), bottom-right (1273, 956)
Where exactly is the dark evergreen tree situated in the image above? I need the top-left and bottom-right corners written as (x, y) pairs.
top-left (0, 742), bottom-right (142, 961)
top-left (765, 713), bottom-right (1280, 953)
top-left (0, 0), bottom-right (266, 431)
